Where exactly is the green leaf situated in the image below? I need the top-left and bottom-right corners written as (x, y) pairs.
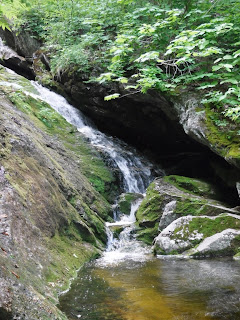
top-left (116, 77), bottom-right (128, 83)
top-left (220, 79), bottom-right (238, 85)
top-left (104, 93), bottom-right (120, 101)
top-left (223, 55), bottom-right (233, 60)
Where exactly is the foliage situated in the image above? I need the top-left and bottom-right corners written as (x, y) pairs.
top-left (0, 0), bottom-right (26, 30)
top-left (12, 0), bottom-right (240, 122)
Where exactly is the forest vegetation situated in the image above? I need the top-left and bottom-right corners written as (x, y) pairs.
top-left (1, 0), bottom-right (240, 120)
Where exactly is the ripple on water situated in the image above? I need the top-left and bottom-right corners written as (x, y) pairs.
top-left (59, 258), bottom-right (240, 320)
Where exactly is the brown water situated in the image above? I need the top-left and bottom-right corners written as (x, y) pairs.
top-left (59, 257), bottom-right (240, 320)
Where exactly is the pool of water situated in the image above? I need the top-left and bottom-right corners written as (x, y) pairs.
top-left (58, 257), bottom-right (240, 320)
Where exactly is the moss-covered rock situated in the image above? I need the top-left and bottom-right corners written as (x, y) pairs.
top-left (205, 105), bottom-right (240, 168)
top-left (188, 229), bottom-right (240, 258)
top-left (118, 193), bottom-right (143, 215)
top-left (153, 213), bottom-right (240, 257)
top-left (163, 175), bottom-right (219, 199)
top-left (136, 176), bottom-right (239, 244)
top-left (0, 66), bottom-right (116, 319)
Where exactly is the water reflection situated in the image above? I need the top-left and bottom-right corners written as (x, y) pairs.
top-left (59, 258), bottom-right (240, 320)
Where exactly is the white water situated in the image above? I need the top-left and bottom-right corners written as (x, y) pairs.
top-left (98, 198), bottom-right (152, 266)
top-left (6, 75), bottom-right (163, 264)
top-left (31, 82), bottom-right (157, 194)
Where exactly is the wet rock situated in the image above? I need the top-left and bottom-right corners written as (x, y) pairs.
top-left (154, 216), bottom-right (201, 254)
top-left (159, 200), bottom-right (177, 230)
top-left (172, 92), bottom-right (240, 173)
top-left (117, 193), bottom-right (143, 215)
top-left (0, 27), bottom-right (40, 59)
top-left (56, 72), bottom-right (206, 160)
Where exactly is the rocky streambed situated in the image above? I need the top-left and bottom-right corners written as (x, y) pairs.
top-left (136, 175), bottom-right (240, 259)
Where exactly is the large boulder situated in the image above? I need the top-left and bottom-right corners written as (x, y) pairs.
top-left (153, 214), bottom-right (240, 258)
top-left (0, 28), bottom-right (41, 58)
top-left (135, 175), bottom-right (239, 244)
top-left (188, 228), bottom-right (240, 258)
top-left (56, 71), bottom-right (211, 161)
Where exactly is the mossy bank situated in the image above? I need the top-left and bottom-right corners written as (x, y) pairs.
top-left (0, 66), bottom-right (117, 319)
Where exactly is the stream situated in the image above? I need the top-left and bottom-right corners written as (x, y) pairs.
top-left (3, 67), bottom-right (240, 320)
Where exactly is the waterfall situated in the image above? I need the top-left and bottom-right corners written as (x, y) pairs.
top-left (20, 80), bottom-right (163, 264)
top-left (30, 82), bottom-right (157, 193)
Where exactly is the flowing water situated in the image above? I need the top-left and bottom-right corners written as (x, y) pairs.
top-left (29, 81), bottom-right (158, 265)
top-left (3, 67), bottom-right (240, 320)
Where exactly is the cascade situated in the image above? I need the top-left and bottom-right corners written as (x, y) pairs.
top-left (24, 81), bottom-right (163, 263)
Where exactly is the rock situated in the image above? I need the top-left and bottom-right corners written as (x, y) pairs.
top-left (0, 27), bottom-right (41, 59)
top-left (153, 213), bottom-right (240, 256)
top-left (163, 175), bottom-right (219, 198)
top-left (159, 200), bottom-right (177, 230)
top-left (172, 92), bottom-right (240, 172)
top-left (187, 229), bottom-right (240, 258)
top-left (233, 252), bottom-right (240, 260)
top-left (154, 216), bottom-right (201, 254)
top-left (0, 66), bottom-right (116, 319)
top-left (135, 176), bottom-right (239, 244)
top-left (56, 71), bottom-right (208, 162)
top-left (0, 37), bottom-right (35, 79)
top-left (117, 193), bottom-right (143, 215)
top-left (50, 67), bottom-right (240, 200)
top-left (236, 182), bottom-right (240, 197)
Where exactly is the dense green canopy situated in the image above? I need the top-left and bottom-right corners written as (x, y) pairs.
top-left (5, 0), bottom-right (240, 120)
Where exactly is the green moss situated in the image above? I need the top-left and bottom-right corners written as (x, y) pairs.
top-left (153, 246), bottom-right (167, 256)
top-left (118, 193), bottom-right (142, 215)
top-left (205, 106), bottom-right (240, 161)
top-left (45, 223), bottom-right (100, 294)
top-left (188, 215), bottom-right (240, 238)
top-left (233, 251), bottom-right (240, 259)
top-left (174, 197), bottom-right (218, 217)
top-left (135, 182), bottom-right (163, 245)
top-left (112, 226), bottom-right (124, 238)
top-left (136, 182), bottom-right (163, 225)
top-left (164, 175), bottom-right (217, 199)
top-left (136, 224), bottom-right (159, 245)
top-left (170, 215), bottom-right (240, 245)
